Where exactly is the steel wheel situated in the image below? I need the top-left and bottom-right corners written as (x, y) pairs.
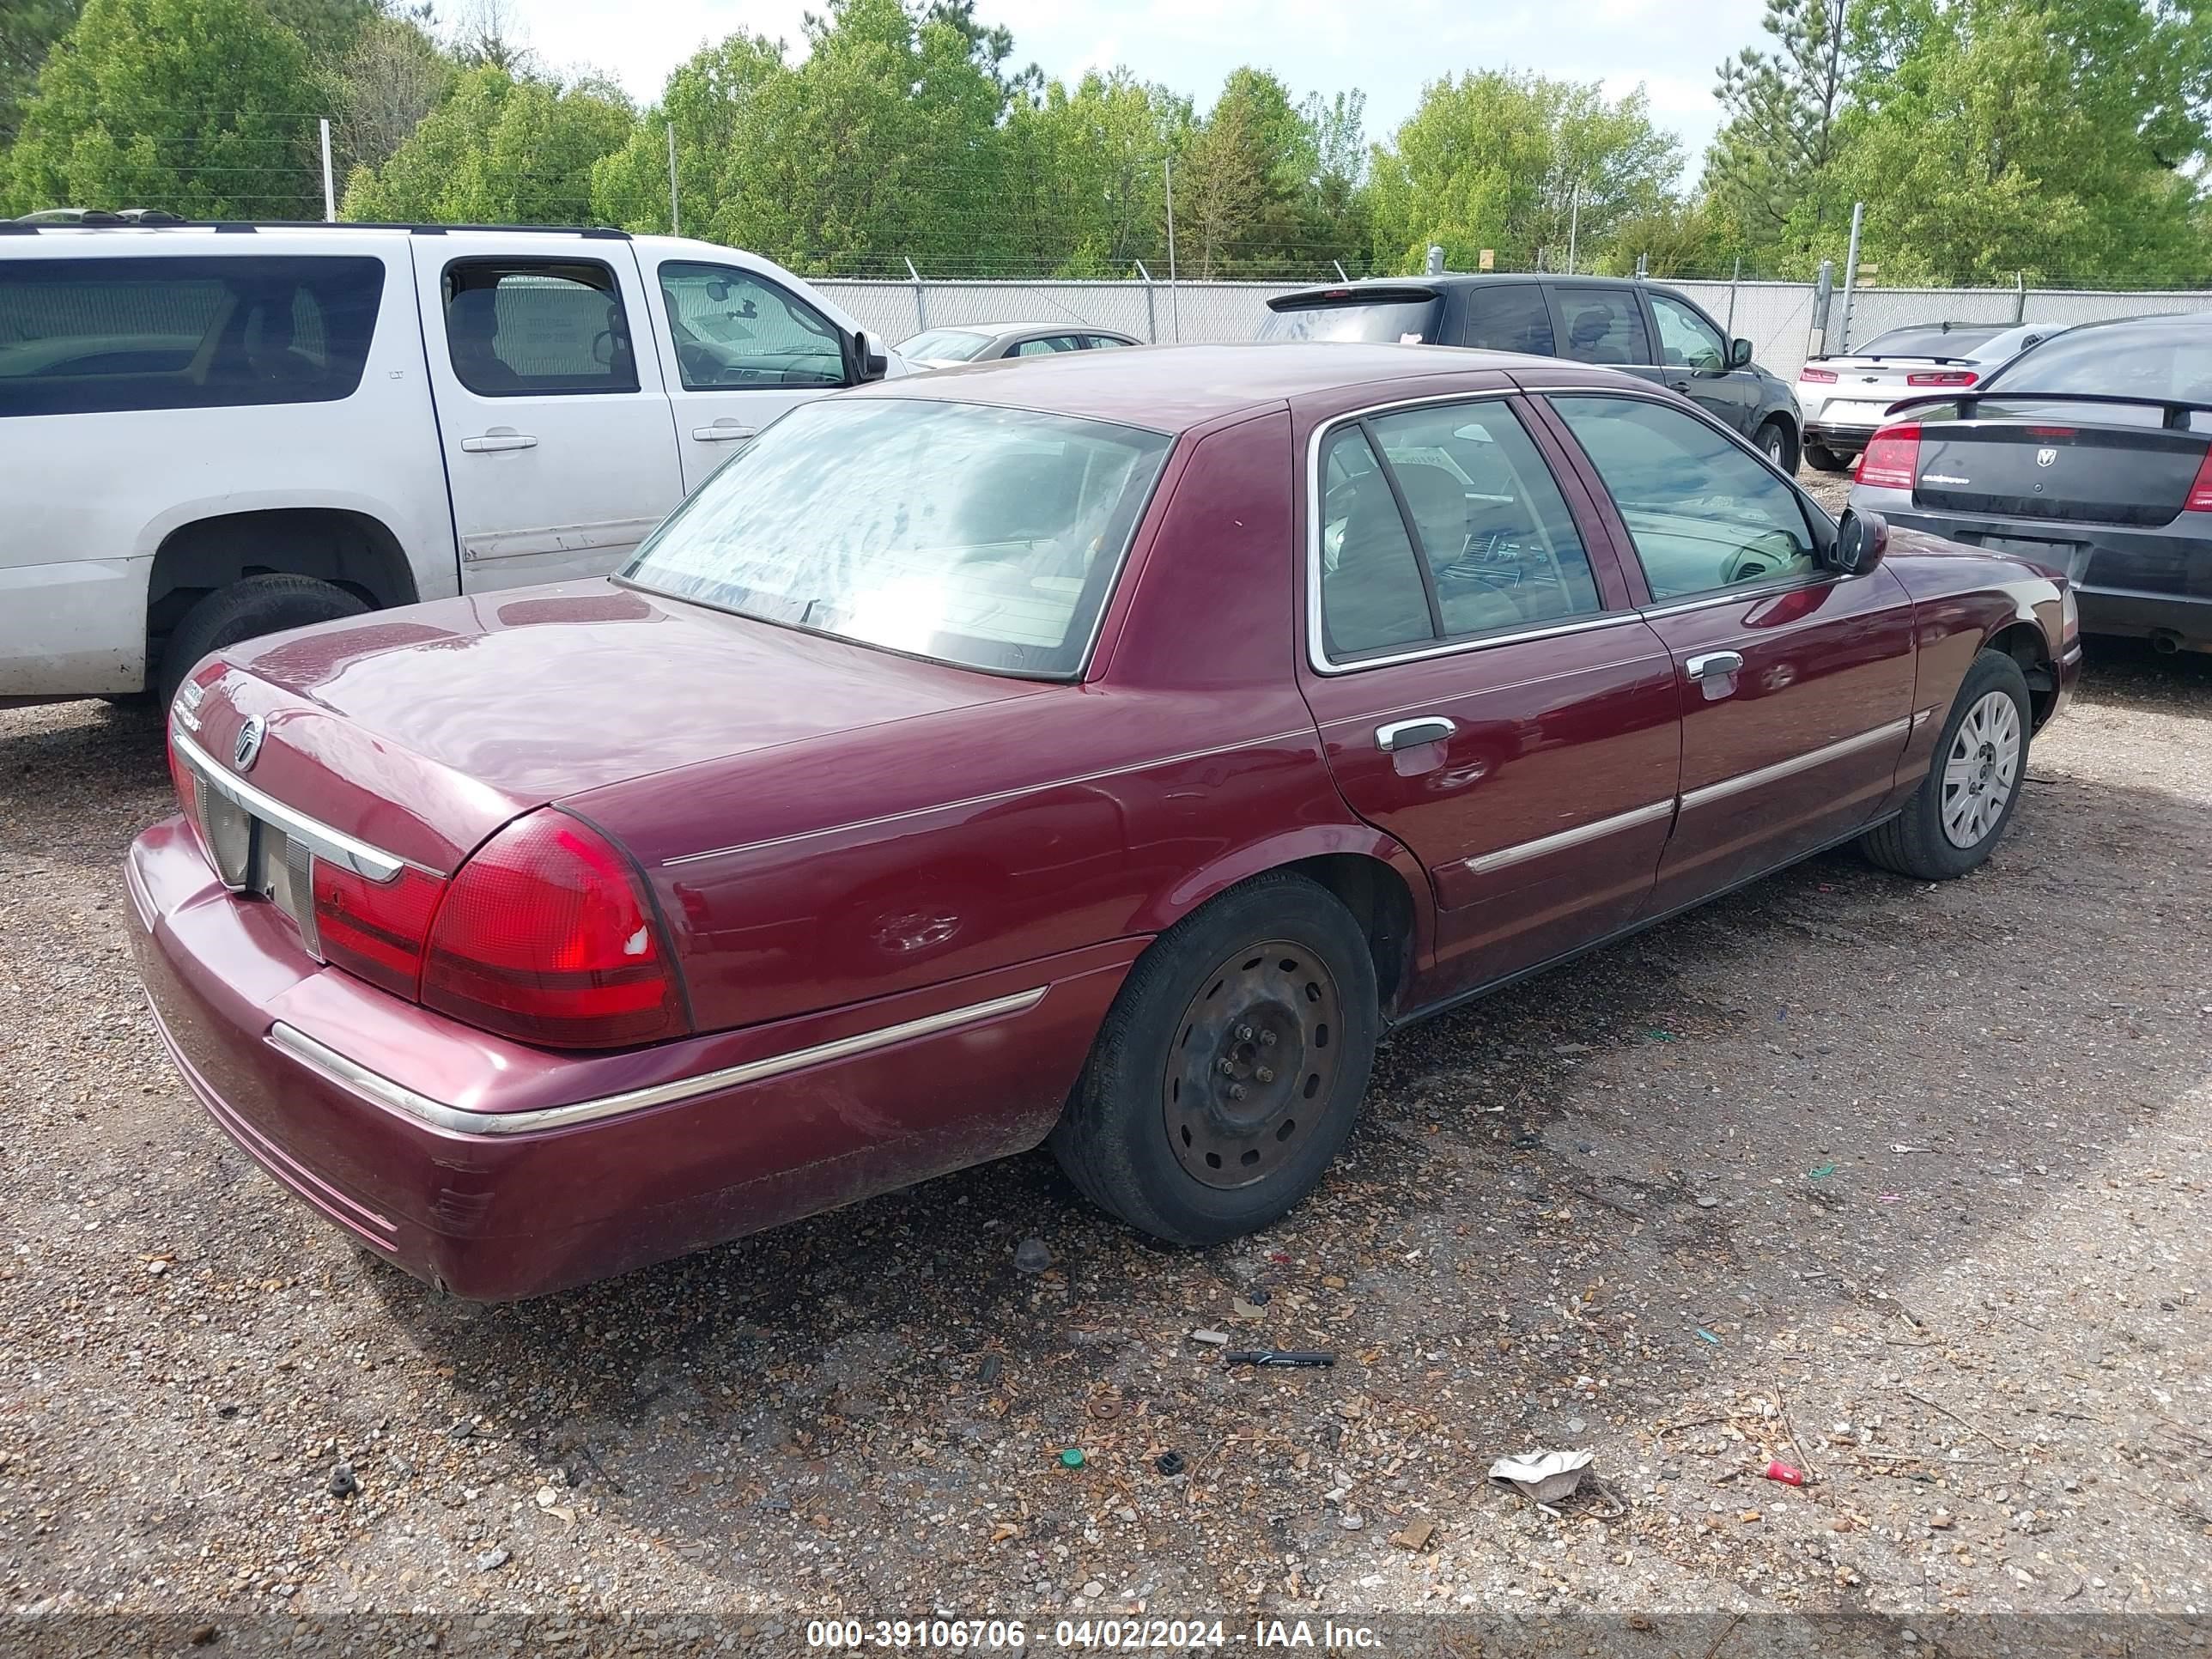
top-left (1162, 940), bottom-right (1343, 1190)
top-left (1940, 689), bottom-right (2022, 848)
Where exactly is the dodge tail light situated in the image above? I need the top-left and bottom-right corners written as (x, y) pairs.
top-left (419, 811), bottom-right (686, 1050)
top-left (1906, 370), bottom-right (1977, 387)
top-left (1856, 422), bottom-right (1923, 490)
top-left (2185, 448), bottom-right (2212, 513)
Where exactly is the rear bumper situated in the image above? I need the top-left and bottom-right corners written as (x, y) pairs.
top-left (1872, 504), bottom-right (2212, 650)
top-left (1803, 419), bottom-right (1874, 455)
top-left (127, 816), bottom-right (1134, 1300)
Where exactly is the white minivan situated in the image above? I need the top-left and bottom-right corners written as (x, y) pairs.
top-left (0, 222), bottom-right (900, 706)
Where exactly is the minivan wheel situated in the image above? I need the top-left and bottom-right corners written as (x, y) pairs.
top-left (1859, 648), bottom-right (2033, 880)
top-left (1049, 872), bottom-right (1379, 1246)
top-left (156, 574), bottom-right (369, 711)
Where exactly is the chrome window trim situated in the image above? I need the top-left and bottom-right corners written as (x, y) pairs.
top-left (267, 985), bottom-right (1049, 1138)
top-left (1680, 717), bottom-right (1911, 811)
top-left (1462, 799), bottom-right (1674, 876)
top-left (1303, 389), bottom-right (1638, 676)
top-left (170, 726), bottom-right (423, 883)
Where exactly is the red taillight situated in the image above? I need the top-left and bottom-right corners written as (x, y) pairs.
top-left (1906, 370), bottom-right (1977, 387)
top-left (420, 811), bottom-right (686, 1050)
top-left (313, 860), bottom-right (447, 1000)
top-left (1799, 367), bottom-right (1838, 383)
top-left (1855, 422), bottom-right (1922, 489)
top-left (2185, 449), bottom-right (2212, 513)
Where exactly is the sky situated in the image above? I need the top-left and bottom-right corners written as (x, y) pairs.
top-left (511, 0), bottom-right (1767, 172)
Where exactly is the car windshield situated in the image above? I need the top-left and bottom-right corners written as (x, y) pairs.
top-left (1856, 324), bottom-right (2002, 359)
top-left (899, 329), bottom-right (994, 362)
top-left (1259, 294), bottom-right (1442, 344)
top-left (1982, 319), bottom-right (2212, 403)
top-left (621, 398), bottom-right (1173, 677)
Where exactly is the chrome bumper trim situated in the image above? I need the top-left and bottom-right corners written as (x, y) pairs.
top-left (1680, 717), bottom-right (1911, 811)
top-left (1462, 799), bottom-right (1675, 876)
top-left (266, 985), bottom-right (1049, 1137)
top-left (170, 726), bottom-right (417, 883)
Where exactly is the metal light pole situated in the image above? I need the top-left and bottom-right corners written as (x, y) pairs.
top-left (1836, 200), bottom-right (1865, 353)
top-left (319, 118), bottom-right (335, 222)
top-left (1565, 183), bottom-right (1580, 276)
top-left (666, 123), bottom-right (681, 237)
top-left (1164, 157), bottom-right (1180, 343)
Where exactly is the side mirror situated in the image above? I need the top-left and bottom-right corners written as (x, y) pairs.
top-left (1729, 337), bottom-right (1754, 369)
top-left (1832, 507), bottom-right (1890, 576)
top-left (848, 328), bottom-right (890, 384)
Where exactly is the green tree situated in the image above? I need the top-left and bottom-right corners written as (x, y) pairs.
top-left (996, 69), bottom-right (1186, 274)
top-left (1, 0), bottom-right (80, 149)
top-left (1367, 70), bottom-right (1682, 274)
top-left (2, 0), bottom-right (325, 217)
top-left (1706, 0), bottom-right (1856, 258)
top-left (328, 10), bottom-right (452, 176)
top-left (1838, 0), bottom-right (2212, 283)
top-left (589, 31), bottom-right (787, 237)
top-left (342, 64), bottom-right (635, 224)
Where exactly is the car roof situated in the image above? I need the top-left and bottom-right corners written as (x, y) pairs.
top-left (1274, 272), bottom-right (1650, 297)
top-left (843, 340), bottom-right (1579, 433)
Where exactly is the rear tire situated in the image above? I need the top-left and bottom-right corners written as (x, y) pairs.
top-left (1860, 649), bottom-right (2033, 880)
top-left (156, 574), bottom-right (369, 711)
top-left (1804, 442), bottom-right (1852, 474)
top-left (1049, 873), bottom-right (1379, 1246)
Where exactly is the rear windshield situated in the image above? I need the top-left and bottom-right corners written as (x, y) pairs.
top-left (1260, 294), bottom-right (1442, 344)
top-left (1855, 324), bottom-right (2003, 359)
top-left (899, 328), bottom-right (994, 362)
top-left (1983, 319), bottom-right (2212, 402)
top-left (622, 398), bottom-right (1173, 678)
top-left (0, 255), bottom-right (385, 416)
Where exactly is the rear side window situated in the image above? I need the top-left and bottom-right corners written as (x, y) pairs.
top-left (1261, 293), bottom-right (1443, 343)
top-left (656, 261), bottom-right (846, 391)
top-left (1462, 287), bottom-right (1555, 355)
top-left (1084, 334), bottom-right (1132, 350)
top-left (0, 255), bottom-right (385, 417)
top-left (1012, 336), bottom-right (1084, 356)
top-left (1553, 289), bottom-right (1650, 366)
top-left (1984, 320), bottom-right (2212, 404)
top-left (444, 259), bottom-right (637, 397)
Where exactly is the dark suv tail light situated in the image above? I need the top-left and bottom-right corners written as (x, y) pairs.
top-left (1856, 422), bottom-right (1922, 490)
top-left (419, 811), bottom-right (687, 1050)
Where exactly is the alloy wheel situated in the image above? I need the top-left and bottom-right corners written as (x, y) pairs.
top-left (1940, 690), bottom-right (2022, 848)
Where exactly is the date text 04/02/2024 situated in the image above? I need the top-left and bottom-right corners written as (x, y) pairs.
top-left (803, 1619), bottom-right (1384, 1649)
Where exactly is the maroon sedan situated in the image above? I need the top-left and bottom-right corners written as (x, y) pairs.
top-left (129, 344), bottom-right (2080, 1300)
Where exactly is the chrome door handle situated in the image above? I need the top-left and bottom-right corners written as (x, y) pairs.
top-left (691, 422), bottom-right (757, 441)
top-left (1375, 716), bottom-right (1456, 752)
top-left (1685, 651), bottom-right (1743, 681)
top-left (460, 428), bottom-right (537, 453)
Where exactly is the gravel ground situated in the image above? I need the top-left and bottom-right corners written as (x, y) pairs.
top-left (3, 503), bottom-right (2210, 1654)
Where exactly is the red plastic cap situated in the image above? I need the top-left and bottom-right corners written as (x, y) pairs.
top-left (1855, 422), bottom-right (1922, 490)
top-left (421, 811), bottom-right (686, 1050)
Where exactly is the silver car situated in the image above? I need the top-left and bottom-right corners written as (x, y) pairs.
top-left (897, 322), bottom-right (1142, 368)
top-left (1797, 323), bottom-right (2057, 472)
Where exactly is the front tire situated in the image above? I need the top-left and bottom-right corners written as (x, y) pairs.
top-left (1804, 442), bottom-right (1852, 474)
top-left (1049, 873), bottom-right (1379, 1246)
top-left (1860, 648), bottom-right (2033, 880)
top-left (1756, 418), bottom-right (1797, 474)
top-left (156, 574), bottom-right (369, 710)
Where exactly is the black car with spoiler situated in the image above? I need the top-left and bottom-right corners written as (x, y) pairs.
top-left (1259, 274), bottom-right (1805, 470)
top-left (1849, 312), bottom-right (2212, 656)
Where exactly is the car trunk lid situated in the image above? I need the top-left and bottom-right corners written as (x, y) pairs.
top-left (1260, 285), bottom-right (1444, 345)
top-left (1912, 413), bottom-right (2209, 527)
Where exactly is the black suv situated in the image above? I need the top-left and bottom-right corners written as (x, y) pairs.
top-left (1260, 274), bottom-right (1802, 471)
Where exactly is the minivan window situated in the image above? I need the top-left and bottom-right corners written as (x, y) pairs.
top-left (1260, 294), bottom-right (1443, 344)
top-left (0, 255), bottom-right (385, 417)
top-left (622, 398), bottom-right (1172, 678)
top-left (1462, 286), bottom-right (1555, 355)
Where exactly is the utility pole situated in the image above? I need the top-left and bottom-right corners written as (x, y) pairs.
top-left (1565, 183), bottom-right (1580, 276)
top-left (666, 123), bottom-right (681, 237)
top-left (318, 118), bottom-right (335, 222)
top-left (1164, 157), bottom-right (1180, 343)
top-left (1836, 200), bottom-right (1865, 353)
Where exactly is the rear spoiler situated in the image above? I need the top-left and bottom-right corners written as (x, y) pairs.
top-left (1266, 284), bottom-right (1441, 312)
top-left (1881, 389), bottom-right (2212, 428)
